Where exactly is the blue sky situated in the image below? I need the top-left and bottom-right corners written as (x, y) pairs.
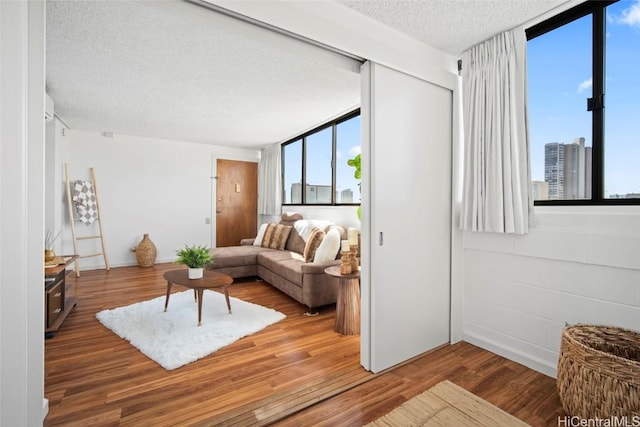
top-left (288, 0), bottom-right (639, 201)
top-left (282, 115), bottom-right (360, 203)
top-left (528, 0), bottom-right (640, 196)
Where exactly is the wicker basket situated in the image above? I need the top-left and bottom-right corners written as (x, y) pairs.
top-left (557, 324), bottom-right (640, 418)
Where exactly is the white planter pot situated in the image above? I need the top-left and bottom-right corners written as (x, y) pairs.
top-left (188, 267), bottom-right (203, 279)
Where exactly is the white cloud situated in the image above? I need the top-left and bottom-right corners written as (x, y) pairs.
top-left (577, 78), bottom-right (592, 94)
top-left (620, 0), bottom-right (640, 28)
top-left (337, 146), bottom-right (361, 160)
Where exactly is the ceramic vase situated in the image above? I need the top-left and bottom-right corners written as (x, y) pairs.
top-left (135, 234), bottom-right (157, 267)
top-left (44, 249), bottom-right (55, 263)
top-left (188, 267), bottom-right (203, 279)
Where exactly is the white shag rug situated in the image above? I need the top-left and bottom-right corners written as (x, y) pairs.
top-left (96, 290), bottom-right (286, 370)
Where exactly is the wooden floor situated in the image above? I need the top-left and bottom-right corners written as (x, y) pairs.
top-left (44, 263), bottom-right (564, 426)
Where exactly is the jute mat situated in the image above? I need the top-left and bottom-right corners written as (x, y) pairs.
top-left (366, 380), bottom-right (530, 426)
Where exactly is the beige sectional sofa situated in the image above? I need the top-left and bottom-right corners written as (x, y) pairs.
top-left (206, 213), bottom-right (349, 314)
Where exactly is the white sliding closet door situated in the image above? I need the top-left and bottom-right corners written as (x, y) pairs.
top-left (361, 62), bottom-right (452, 373)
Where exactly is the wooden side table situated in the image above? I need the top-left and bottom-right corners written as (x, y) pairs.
top-left (325, 265), bottom-right (361, 335)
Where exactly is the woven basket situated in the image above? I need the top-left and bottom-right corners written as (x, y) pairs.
top-left (557, 324), bottom-right (640, 418)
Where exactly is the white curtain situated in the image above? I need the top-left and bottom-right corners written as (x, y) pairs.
top-left (258, 143), bottom-right (282, 216)
top-left (460, 27), bottom-right (534, 234)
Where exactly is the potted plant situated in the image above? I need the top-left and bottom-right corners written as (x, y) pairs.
top-left (44, 229), bottom-right (62, 263)
top-left (175, 244), bottom-right (212, 279)
top-left (347, 153), bottom-right (361, 221)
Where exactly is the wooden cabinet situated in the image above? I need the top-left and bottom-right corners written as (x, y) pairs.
top-left (46, 279), bottom-right (64, 328)
top-left (45, 255), bottom-right (78, 338)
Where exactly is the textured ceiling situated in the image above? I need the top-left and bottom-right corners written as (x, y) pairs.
top-left (46, 0), bottom-right (361, 148)
top-left (338, 0), bottom-right (570, 56)
top-left (46, 0), bottom-right (569, 149)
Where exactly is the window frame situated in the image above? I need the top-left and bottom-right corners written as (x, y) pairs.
top-left (281, 109), bottom-right (360, 206)
top-left (527, 0), bottom-right (638, 206)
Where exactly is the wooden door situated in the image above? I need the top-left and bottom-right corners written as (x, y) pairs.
top-left (361, 62), bottom-right (452, 372)
top-left (215, 159), bottom-right (258, 247)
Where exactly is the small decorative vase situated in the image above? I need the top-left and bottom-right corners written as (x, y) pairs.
top-left (188, 267), bottom-right (204, 279)
top-left (44, 249), bottom-right (55, 263)
top-left (340, 251), bottom-right (352, 275)
top-left (350, 244), bottom-right (359, 271)
top-left (135, 234), bottom-right (157, 267)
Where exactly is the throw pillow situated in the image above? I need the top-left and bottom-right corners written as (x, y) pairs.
top-left (253, 223), bottom-right (268, 246)
top-left (325, 224), bottom-right (346, 241)
top-left (265, 224), bottom-right (292, 250)
top-left (261, 223), bottom-right (277, 248)
top-left (313, 228), bottom-right (341, 262)
top-left (294, 219), bottom-right (335, 242)
top-left (303, 227), bottom-right (325, 262)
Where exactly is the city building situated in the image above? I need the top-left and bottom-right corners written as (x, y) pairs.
top-left (339, 188), bottom-right (354, 203)
top-left (290, 182), bottom-right (333, 204)
top-left (531, 180), bottom-right (549, 200)
top-left (544, 137), bottom-right (592, 200)
top-left (289, 183), bottom-right (355, 204)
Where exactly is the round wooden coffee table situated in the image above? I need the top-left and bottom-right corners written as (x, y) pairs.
top-left (325, 265), bottom-right (361, 335)
top-left (163, 269), bottom-right (233, 326)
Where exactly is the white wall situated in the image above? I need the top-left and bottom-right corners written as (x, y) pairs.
top-left (50, 129), bottom-right (260, 270)
top-left (0, 1), bottom-right (47, 424)
top-left (463, 206), bottom-right (640, 377)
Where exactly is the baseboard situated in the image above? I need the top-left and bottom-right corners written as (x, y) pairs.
top-left (463, 331), bottom-right (558, 378)
top-left (43, 398), bottom-right (49, 421)
top-left (76, 257), bottom-right (177, 271)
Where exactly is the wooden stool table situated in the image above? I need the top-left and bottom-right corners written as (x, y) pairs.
top-left (163, 269), bottom-right (233, 326)
top-left (325, 265), bottom-right (361, 335)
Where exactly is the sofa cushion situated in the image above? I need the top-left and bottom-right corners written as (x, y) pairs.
top-left (314, 228), bottom-right (341, 262)
top-left (300, 259), bottom-right (340, 274)
top-left (257, 251), bottom-right (303, 285)
top-left (303, 227), bottom-right (325, 262)
top-left (280, 212), bottom-right (303, 227)
top-left (284, 227), bottom-right (306, 254)
top-left (281, 212), bottom-right (303, 222)
top-left (208, 245), bottom-right (274, 269)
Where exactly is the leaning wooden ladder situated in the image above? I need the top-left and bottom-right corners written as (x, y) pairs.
top-left (64, 163), bottom-right (110, 277)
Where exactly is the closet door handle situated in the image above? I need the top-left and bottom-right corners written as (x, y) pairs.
top-left (379, 232), bottom-right (384, 246)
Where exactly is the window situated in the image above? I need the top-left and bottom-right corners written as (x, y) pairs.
top-left (336, 115), bottom-right (361, 203)
top-left (305, 127), bottom-right (333, 204)
top-left (282, 110), bottom-right (360, 205)
top-left (282, 139), bottom-right (302, 204)
top-left (527, 0), bottom-right (640, 204)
